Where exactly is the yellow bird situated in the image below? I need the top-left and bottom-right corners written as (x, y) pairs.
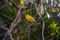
top-left (20, 0), bottom-right (25, 8)
top-left (20, 0), bottom-right (24, 4)
top-left (25, 15), bottom-right (36, 23)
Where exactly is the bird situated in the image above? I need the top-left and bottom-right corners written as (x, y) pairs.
top-left (20, 0), bottom-right (24, 5)
top-left (25, 15), bottom-right (37, 31)
top-left (25, 15), bottom-right (36, 23)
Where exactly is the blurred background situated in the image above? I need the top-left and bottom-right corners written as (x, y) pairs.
top-left (0, 0), bottom-right (60, 40)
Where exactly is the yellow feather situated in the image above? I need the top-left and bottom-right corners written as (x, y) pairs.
top-left (25, 15), bottom-right (36, 23)
top-left (20, 0), bottom-right (25, 8)
top-left (20, 0), bottom-right (24, 4)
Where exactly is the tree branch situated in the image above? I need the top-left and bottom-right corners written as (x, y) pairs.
top-left (8, 0), bottom-right (19, 10)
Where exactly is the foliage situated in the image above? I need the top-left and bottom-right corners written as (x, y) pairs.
top-left (0, 0), bottom-right (60, 40)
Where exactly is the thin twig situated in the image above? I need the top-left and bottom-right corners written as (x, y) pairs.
top-left (2, 6), bottom-right (23, 40)
top-left (9, 6), bottom-right (23, 31)
top-left (10, 33), bottom-right (14, 40)
top-left (0, 26), bottom-right (9, 31)
top-left (34, 2), bottom-right (45, 40)
top-left (3, 34), bottom-right (8, 40)
top-left (9, 0), bottom-right (19, 10)
top-left (0, 0), bottom-right (8, 10)
top-left (42, 19), bottom-right (45, 40)
top-left (0, 13), bottom-right (13, 21)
